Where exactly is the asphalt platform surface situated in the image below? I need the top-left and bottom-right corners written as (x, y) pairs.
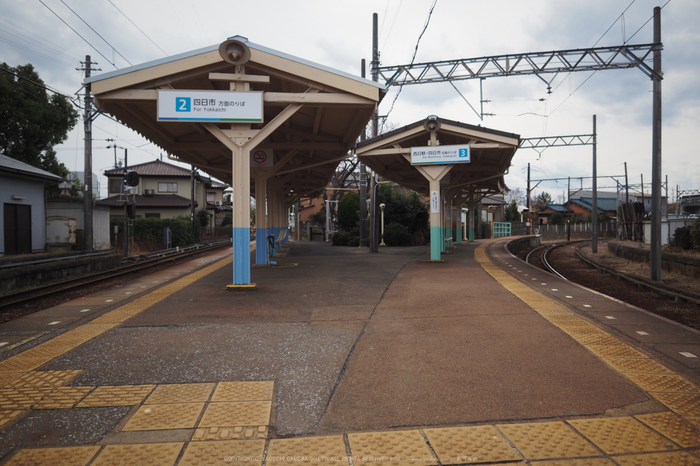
top-left (2, 238), bottom-right (700, 464)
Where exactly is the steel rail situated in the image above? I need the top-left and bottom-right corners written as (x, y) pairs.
top-left (0, 241), bottom-right (232, 312)
top-left (574, 243), bottom-right (700, 306)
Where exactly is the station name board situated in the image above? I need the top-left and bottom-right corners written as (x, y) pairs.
top-left (411, 145), bottom-right (470, 165)
top-left (157, 90), bottom-right (263, 123)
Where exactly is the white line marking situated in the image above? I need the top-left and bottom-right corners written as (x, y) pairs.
top-left (551, 289), bottom-right (558, 292)
top-left (680, 352), bottom-right (697, 358)
top-left (583, 304), bottom-right (592, 308)
top-left (636, 331), bottom-right (649, 336)
top-left (605, 316), bottom-right (617, 320)
top-left (48, 321), bottom-right (60, 326)
top-left (565, 296), bottom-right (573, 299)
top-left (0, 342), bottom-right (8, 347)
top-left (105, 299), bottom-right (113, 303)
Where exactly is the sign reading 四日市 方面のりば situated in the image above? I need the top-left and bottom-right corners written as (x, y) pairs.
top-left (157, 90), bottom-right (264, 122)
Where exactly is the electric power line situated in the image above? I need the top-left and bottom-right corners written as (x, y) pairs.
top-left (548, 1), bottom-right (671, 116)
top-left (58, 0), bottom-right (132, 66)
top-left (38, 0), bottom-right (117, 68)
top-left (107, 0), bottom-right (168, 56)
top-left (0, 65), bottom-right (78, 105)
top-left (382, 0), bottom-right (438, 129)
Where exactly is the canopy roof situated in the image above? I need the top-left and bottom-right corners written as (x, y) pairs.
top-left (88, 36), bottom-right (383, 200)
top-left (356, 118), bottom-right (520, 199)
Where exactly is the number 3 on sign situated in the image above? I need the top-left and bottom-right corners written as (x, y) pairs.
top-left (176, 97), bottom-right (191, 112)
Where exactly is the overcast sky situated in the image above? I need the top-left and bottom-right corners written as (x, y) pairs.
top-left (2, 0), bottom-right (697, 202)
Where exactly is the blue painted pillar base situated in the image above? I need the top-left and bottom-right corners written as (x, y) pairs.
top-left (430, 226), bottom-right (442, 261)
top-left (255, 228), bottom-right (268, 265)
top-left (456, 227), bottom-right (462, 244)
top-left (233, 227), bottom-right (252, 285)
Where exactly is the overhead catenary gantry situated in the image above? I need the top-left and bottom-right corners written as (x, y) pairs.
top-left (87, 36), bottom-right (383, 287)
top-left (372, 7), bottom-right (664, 281)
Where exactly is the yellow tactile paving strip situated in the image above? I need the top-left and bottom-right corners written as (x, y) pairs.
top-left (123, 402), bottom-right (205, 431)
top-left (347, 430), bottom-right (437, 466)
top-left (77, 384), bottom-right (156, 407)
top-left (145, 383), bottom-right (215, 404)
top-left (266, 435), bottom-right (349, 465)
top-left (423, 425), bottom-right (521, 464)
top-left (6, 243), bottom-right (700, 464)
top-left (90, 442), bottom-right (184, 466)
top-left (178, 439), bottom-right (265, 466)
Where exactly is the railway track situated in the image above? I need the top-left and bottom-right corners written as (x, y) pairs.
top-left (516, 239), bottom-right (700, 330)
top-left (0, 240), bottom-right (232, 313)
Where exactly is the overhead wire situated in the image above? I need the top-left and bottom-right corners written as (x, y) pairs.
top-left (58, 0), bottom-right (132, 66)
top-left (0, 65), bottom-right (79, 105)
top-left (548, 0), bottom-right (671, 117)
top-left (38, 0), bottom-right (117, 68)
top-left (0, 17), bottom-right (76, 65)
top-left (381, 0), bottom-right (438, 132)
top-left (106, 0), bottom-right (168, 56)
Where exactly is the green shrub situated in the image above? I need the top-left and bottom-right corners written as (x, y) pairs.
top-left (221, 213), bottom-right (232, 227)
top-left (332, 230), bottom-right (351, 246)
top-left (197, 209), bottom-right (209, 227)
top-left (110, 217), bottom-right (201, 251)
top-left (672, 225), bottom-right (693, 250)
top-left (337, 193), bottom-right (360, 232)
top-left (383, 221), bottom-right (412, 246)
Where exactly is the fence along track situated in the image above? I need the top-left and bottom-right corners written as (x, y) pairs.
top-left (0, 240), bottom-right (232, 312)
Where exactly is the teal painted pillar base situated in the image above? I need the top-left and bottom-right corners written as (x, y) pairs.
top-left (469, 227), bottom-right (474, 242)
top-left (430, 226), bottom-right (442, 261)
top-left (456, 227), bottom-right (462, 244)
top-left (440, 227), bottom-right (445, 252)
top-left (255, 228), bottom-right (268, 264)
top-left (233, 227), bottom-right (252, 284)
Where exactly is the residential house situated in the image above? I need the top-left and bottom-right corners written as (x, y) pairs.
top-left (565, 197), bottom-right (618, 221)
top-left (1, 153), bottom-right (62, 255)
top-left (101, 159), bottom-right (229, 225)
top-left (536, 204), bottom-right (572, 224)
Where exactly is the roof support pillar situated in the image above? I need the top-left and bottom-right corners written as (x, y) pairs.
top-left (252, 170), bottom-right (270, 265)
top-left (414, 164), bottom-right (454, 261)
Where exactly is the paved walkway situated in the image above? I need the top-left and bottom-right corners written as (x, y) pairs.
top-left (1, 239), bottom-right (700, 465)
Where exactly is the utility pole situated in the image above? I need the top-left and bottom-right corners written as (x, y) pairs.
top-left (359, 59), bottom-right (368, 248)
top-left (369, 12), bottom-right (379, 253)
top-left (191, 165), bottom-right (197, 240)
top-left (650, 6), bottom-right (663, 281)
top-left (592, 115), bottom-right (598, 253)
top-left (79, 55), bottom-right (99, 251)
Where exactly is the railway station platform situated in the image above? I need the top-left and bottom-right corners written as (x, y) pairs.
top-left (2, 238), bottom-right (700, 465)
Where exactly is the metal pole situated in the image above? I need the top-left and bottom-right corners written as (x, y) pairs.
top-left (591, 115), bottom-right (598, 253)
top-left (83, 55), bottom-right (93, 251)
top-left (369, 13), bottom-right (379, 253)
top-left (359, 59), bottom-right (368, 247)
top-left (191, 166), bottom-right (196, 240)
top-left (650, 6), bottom-right (662, 281)
top-left (123, 148), bottom-right (128, 257)
top-left (527, 163), bottom-right (531, 235)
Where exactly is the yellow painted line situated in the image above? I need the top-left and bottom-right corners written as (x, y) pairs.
top-left (0, 256), bottom-right (232, 378)
top-left (474, 241), bottom-right (700, 416)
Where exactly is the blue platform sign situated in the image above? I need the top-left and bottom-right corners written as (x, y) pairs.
top-left (158, 90), bottom-right (263, 122)
top-left (411, 144), bottom-right (470, 165)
